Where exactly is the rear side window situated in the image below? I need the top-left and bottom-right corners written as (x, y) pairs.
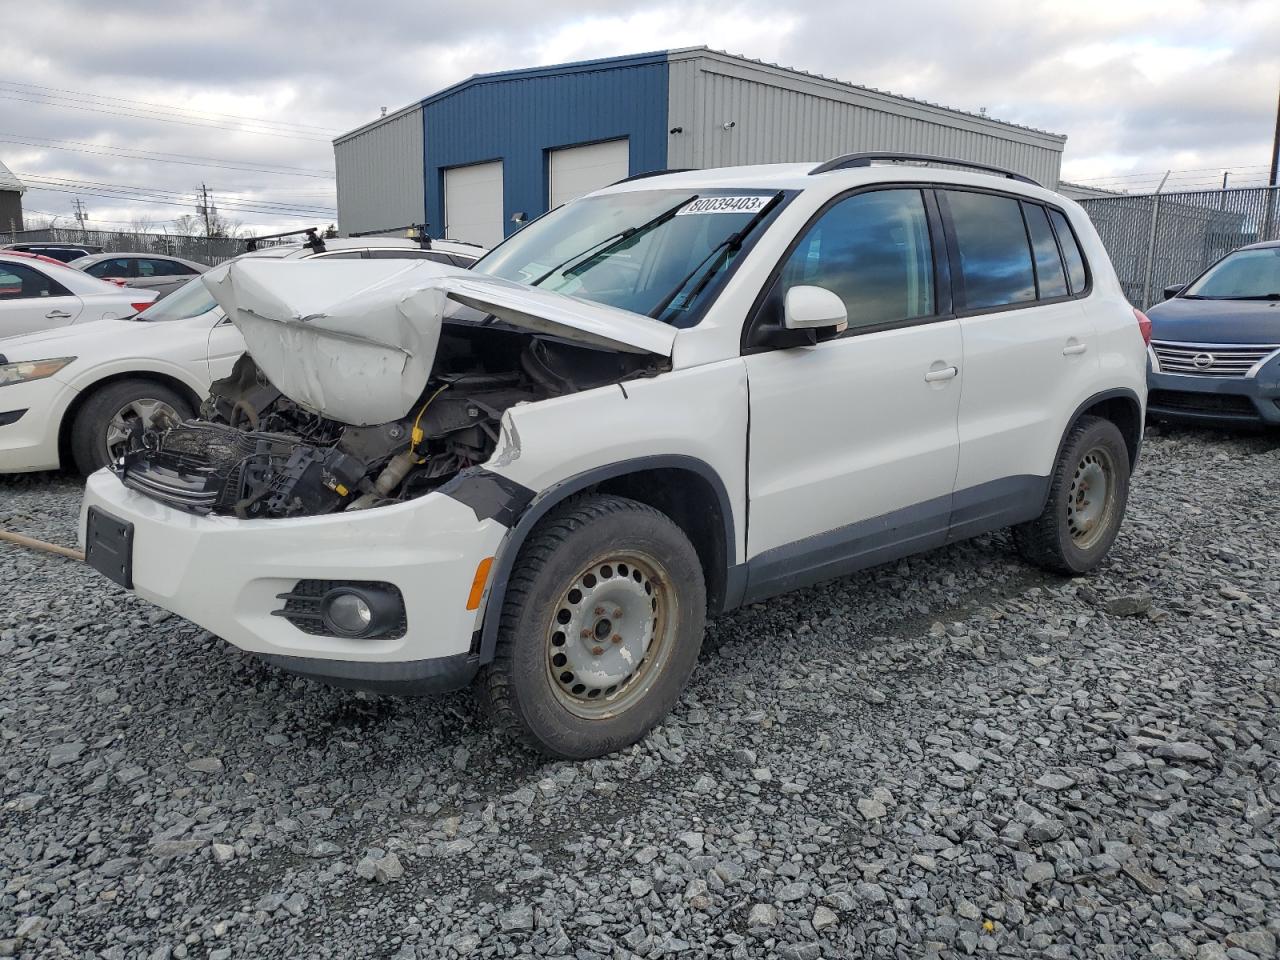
top-left (943, 191), bottom-right (1035, 310)
top-left (1022, 203), bottom-right (1069, 298)
top-left (779, 188), bottom-right (935, 331)
top-left (1048, 209), bottom-right (1088, 294)
top-left (87, 258), bottom-right (135, 278)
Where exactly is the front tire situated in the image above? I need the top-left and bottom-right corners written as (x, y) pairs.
top-left (70, 379), bottom-right (193, 475)
top-left (1013, 415), bottom-right (1130, 575)
top-left (479, 494), bottom-right (707, 759)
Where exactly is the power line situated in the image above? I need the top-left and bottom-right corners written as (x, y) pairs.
top-left (21, 184), bottom-right (333, 221)
top-left (18, 176), bottom-right (337, 217)
top-left (0, 92), bottom-right (332, 142)
top-left (15, 173), bottom-right (337, 214)
top-left (1073, 163), bottom-right (1270, 185)
top-left (0, 133), bottom-right (334, 178)
top-left (0, 79), bottom-right (339, 134)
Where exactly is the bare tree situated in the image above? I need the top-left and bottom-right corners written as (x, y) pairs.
top-left (170, 214), bottom-right (200, 237)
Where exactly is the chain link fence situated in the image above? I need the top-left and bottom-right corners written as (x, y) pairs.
top-left (0, 226), bottom-right (245, 265)
top-left (1077, 186), bottom-right (1280, 309)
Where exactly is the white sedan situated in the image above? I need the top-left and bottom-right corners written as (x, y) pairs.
top-left (0, 238), bottom-right (484, 474)
top-left (0, 253), bottom-right (158, 338)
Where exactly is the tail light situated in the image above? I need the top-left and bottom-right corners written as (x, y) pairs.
top-left (1133, 307), bottom-right (1152, 345)
top-left (105, 277), bottom-right (129, 287)
top-left (131, 301), bottom-right (154, 314)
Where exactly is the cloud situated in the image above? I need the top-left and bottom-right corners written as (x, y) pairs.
top-left (0, 0), bottom-right (1275, 233)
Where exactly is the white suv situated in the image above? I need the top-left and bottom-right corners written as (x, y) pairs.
top-left (80, 155), bottom-right (1148, 758)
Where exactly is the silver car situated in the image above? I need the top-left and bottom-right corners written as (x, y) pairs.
top-left (68, 253), bottom-right (208, 300)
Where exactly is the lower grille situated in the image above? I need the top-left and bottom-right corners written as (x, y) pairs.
top-left (1148, 389), bottom-right (1259, 418)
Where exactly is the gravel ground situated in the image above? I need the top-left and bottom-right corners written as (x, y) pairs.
top-left (1, 425), bottom-right (1278, 960)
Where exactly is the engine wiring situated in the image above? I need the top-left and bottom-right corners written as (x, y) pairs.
top-left (409, 383), bottom-right (450, 454)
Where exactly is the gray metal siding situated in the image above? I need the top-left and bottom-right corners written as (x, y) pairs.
top-left (666, 54), bottom-right (1064, 187)
top-left (334, 106), bottom-right (425, 235)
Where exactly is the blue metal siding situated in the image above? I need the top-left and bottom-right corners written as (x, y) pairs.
top-left (422, 54), bottom-right (669, 240)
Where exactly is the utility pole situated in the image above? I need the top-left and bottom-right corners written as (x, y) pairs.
top-left (195, 183), bottom-right (216, 236)
top-left (71, 197), bottom-right (88, 239)
top-left (1270, 80), bottom-right (1280, 188)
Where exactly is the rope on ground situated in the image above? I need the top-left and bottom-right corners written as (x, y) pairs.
top-left (0, 529), bottom-right (85, 562)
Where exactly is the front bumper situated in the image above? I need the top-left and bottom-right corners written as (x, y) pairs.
top-left (0, 375), bottom-right (76, 472)
top-left (79, 470), bottom-right (509, 691)
top-left (1147, 367), bottom-right (1280, 426)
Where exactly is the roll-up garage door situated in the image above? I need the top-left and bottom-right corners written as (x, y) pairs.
top-left (444, 160), bottom-right (504, 248)
top-left (549, 139), bottom-right (630, 209)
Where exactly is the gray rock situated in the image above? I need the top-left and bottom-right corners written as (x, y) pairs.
top-left (857, 797), bottom-right (887, 819)
top-left (747, 904), bottom-right (778, 927)
top-left (1033, 772), bottom-right (1076, 790)
top-left (1024, 862), bottom-right (1055, 885)
top-left (499, 903), bottom-right (535, 932)
top-left (1154, 741), bottom-right (1214, 764)
top-left (185, 756), bottom-right (224, 774)
top-left (950, 751), bottom-right (981, 772)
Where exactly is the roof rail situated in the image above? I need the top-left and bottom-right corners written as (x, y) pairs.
top-left (810, 152), bottom-right (1040, 187)
top-left (348, 223), bottom-right (432, 249)
top-left (611, 168), bottom-right (693, 186)
top-left (243, 226), bottom-right (328, 254)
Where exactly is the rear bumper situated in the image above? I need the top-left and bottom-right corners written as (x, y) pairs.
top-left (1147, 369), bottom-right (1280, 426)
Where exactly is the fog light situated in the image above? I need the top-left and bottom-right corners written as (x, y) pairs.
top-left (319, 586), bottom-right (402, 638)
top-left (325, 592), bottom-right (372, 634)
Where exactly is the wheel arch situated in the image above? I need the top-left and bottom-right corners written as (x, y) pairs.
top-left (1060, 387), bottom-right (1144, 473)
top-left (472, 456), bottom-right (740, 665)
top-left (57, 370), bottom-right (203, 467)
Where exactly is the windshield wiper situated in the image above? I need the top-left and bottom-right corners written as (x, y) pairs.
top-left (1219, 293), bottom-right (1280, 300)
top-left (528, 195), bottom-right (697, 288)
top-left (649, 194), bottom-right (783, 320)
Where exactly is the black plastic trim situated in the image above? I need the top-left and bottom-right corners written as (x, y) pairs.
top-left (0, 408), bottom-right (27, 427)
top-left (476, 455), bottom-right (739, 663)
top-left (258, 651), bottom-right (479, 696)
top-left (437, 468), bottom-right (536, 526)
top-left (1059, 387), bottom-right (1145, 472)
top-left (742, 474), bottom-right (1049, 605)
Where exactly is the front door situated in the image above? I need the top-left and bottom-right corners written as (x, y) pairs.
top-left (742, 187), bottom-right (962, 601)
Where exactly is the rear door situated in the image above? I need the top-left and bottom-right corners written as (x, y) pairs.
top-left (742, 187), bottom-right (962, 599)
top-left (0, 261), bottom-right (83, 336)
top-left (939, 189), bottom-right (1099, 536)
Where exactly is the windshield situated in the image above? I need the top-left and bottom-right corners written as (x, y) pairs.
top-left (1184, 247), bottom-right (1280, 299)
top-left (134, 275), bottom-right (218, 322)
top-left (473, 189), bottom-right (781, 325)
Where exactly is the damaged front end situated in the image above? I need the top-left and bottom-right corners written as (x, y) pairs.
top-left (111, 259), bottom-right (673, 518)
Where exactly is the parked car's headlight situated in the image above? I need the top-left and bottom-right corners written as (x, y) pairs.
top-left (0, 357), bottom-right (77, 387)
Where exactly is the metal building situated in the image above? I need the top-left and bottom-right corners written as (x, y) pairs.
top-left (334, 47), bottom-right (1066, 245)
top-left (0, 158), bottom-right (24, 233)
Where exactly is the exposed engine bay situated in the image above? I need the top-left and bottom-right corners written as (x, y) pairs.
top-left (113, 322), bottom-right (662, 518)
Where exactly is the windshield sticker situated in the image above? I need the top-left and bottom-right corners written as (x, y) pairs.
top-left (676, 196), bottom-right (771, 216)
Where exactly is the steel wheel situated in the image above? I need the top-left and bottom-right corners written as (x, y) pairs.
top-left (1066, 445), bottom-right (1117, 550)
top-left (103, 398), bottom-right (179, 461)
top-left (545, 550), bottom-right (678, 720)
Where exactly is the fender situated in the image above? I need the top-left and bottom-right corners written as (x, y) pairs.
top-left (451, 455), bottom-right (740, 665)
top-left (61, 357), bottom-right (211, 401)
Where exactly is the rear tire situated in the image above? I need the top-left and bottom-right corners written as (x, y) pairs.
top-left (1013, 415), bottom-right (1130, 575)
top-left (70, 379), bottom-right (193, 475)
top-left (478, 494), bottom-right (706, 759)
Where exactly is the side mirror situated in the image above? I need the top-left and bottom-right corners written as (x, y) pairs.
top-left (783, 285), bottom-right (848, 333)
top-left (1162, 282), bottom-right (1187, 301)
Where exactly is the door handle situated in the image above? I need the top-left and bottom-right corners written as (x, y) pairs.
top-left (1062, 341), bottom-right (1088, 356)
top-left (924, 365), bottom-right (959, 382)
top-left (45, 309), bottom-right (73, 319)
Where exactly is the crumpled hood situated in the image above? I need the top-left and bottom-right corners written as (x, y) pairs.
top-left (202, 258), bottom-right (675, 425)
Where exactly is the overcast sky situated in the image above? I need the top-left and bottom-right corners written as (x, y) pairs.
top-left (1, 0), bottom-right (1276, 235)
